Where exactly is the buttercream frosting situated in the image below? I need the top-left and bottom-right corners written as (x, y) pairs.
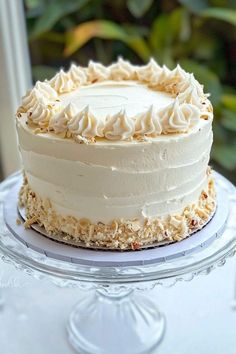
top-left (22, 88), bottom-right (46, 111)
top-left (50, 103), bottom-right (77, 134)
top-left (159, 99), bottom-right (201, 133)
top-left (136, 58), bottom-right (161, 82)
top-left (109, 57), bottom-right (136, 81)
top-left (17, 58), bottom-right (213, 142)
top-left (103, 110), bottom-right (135, 140)
top-left (28, 100), bottom-right (51, 127)
top-left (68, 105), bottom-right (104, 138)
top-left (68, 64), bottom-right (87, 86)
top-left (135, 105), bottom-right (162, 136)
top-left (35, 81), bottom-right (58, 100)
top-left (87, 61), bottom-right (110, 82)
top-left (50, 69), bottom-right (74, 93)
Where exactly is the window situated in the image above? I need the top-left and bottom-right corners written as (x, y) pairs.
top-left (0, 0), bottom-right (31, 179)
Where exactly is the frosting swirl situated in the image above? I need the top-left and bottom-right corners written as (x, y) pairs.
top-left (135, 105), bottom-right (162, 136)
top-left (180, 103), bottom-right (202, 127)
top-left (50, 103), bottom-right (76, 133)
top-left (104, 110), bottom-right (135, 140)
top-left (68, 64), bottom-right (87, 86)
top-left (153, 65), bottom-right (171, 87)
top-left (109, 58), bottom-right (136, 81)
top-left (50, 69), bottom-right (74, 93)
top-left (136, 58), bottom-right (161, 82)
top-left (178, 86), bottom-right (202, 109)
top-left (171, 64), bottom-right (190, 83)
top-left (68, 106), bottom-right (104, 138)
top-left (28, 100), bottom-right (51, 127)
top-left (159, 99), bottom-right (201, 133)
top-left (87, 61), bottom-right (110, 82)
top-left (22, 88), bottom-right (46, 111)
top-left (35, 81), bottom-right (58, 100)
top-left (163, 65), bottom-right (190, 93)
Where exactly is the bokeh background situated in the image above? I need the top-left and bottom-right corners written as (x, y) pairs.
top-left (25, 0), bottom-right (236, 182)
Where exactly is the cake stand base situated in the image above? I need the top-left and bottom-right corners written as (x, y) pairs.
top-left (67, 288), bottom-right (165, 354)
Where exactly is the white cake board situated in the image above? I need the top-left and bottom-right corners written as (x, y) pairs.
top-left (3, 179), bottom-right (228, 267)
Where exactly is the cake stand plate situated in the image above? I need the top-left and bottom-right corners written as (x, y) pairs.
top-left (0, 171), bottom-right (236, 354)
top-left (4, 179), bottom-right (227, 267)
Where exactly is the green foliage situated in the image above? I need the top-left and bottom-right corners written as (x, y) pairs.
top-left (127, 0), bottom-right (154, 18)
top-left (149, 8), bottom-right (192, 67)
top-left (64, 20), bottom-right (151, 60)
top-left (32, 64), bottom-right (57, 81)
top-left (64, 20), bottom-right (128, 56)
top-left (201, 7), bottom-right (236, 26)
top-left (29, 0), bottom-right (90, 39)
top-left (212, 144), bottom-right (236, 171)
top-left (179, 59), bottom-right (222, 105)
top-left (24, 0), bottom-right (236, 181)
top-left (178, 0), bottom-right (209, 13)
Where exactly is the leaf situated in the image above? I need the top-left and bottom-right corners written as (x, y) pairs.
top-left (179, 8), bottom-right (191, 41)
top-left (212, 144), bottom-right (236, 170)
top-left (178, 0), bottom-right (208, 14)
top-left (201, 8), bottom-right (236, 26)
top-left (127, 0), bottom-right (153, 18)
top-left (222, 85), bottom-right (236, 95)
top-left (127, 37), bottom-right (151, 61)
top-left (65, 21), bottom-right (127, 56)
top-left (221, 109), bottom-right (236, 131)
top-left (39, 31), bottom-right (65, 43)
top-left (179, 59), bottom-right (222, 105)
top-left (25, 0), bottom-right (45, 19)
top-left (32, 65), bottom-right (57, 81)
top-left (212, 121), bottom-right (228, 143)
top-left (221, 94), bottom-right (236, 112)
top-left (25, 0), bottom-right (42, 10)
top-left (64, 20), bottom-right (151, 60)
top-left (149, 8), bottom-right (189, 65)
top-left (189, 32), bottom-right (218, 61)
top-left (30, 0), bottom-right (89, 39)
top-left (149, 14), bottom-right (169, 56)
top-left (122, 24), bottom-right (149, 37)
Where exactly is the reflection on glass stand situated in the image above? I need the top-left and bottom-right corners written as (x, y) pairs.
top-left (0, 291), bottom-right (4, 311)
top-left (0, 172), bottom-right (236, 354)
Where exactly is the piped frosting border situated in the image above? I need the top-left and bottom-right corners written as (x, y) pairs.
top-left (16, 58), bottom-right (213, 143)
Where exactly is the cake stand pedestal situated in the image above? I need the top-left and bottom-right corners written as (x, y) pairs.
top-left (0, 172), bottom-right (236, 354)
top-left (68, 288), bottom-right (165, 354)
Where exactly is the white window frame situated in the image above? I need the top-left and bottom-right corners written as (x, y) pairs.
top-left (0, 0), bottom-right (32, 178)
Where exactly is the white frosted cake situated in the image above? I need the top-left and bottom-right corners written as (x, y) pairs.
top-left (16, 58), bottom-right (216, 250)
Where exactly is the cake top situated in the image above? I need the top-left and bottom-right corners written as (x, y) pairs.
top-left (16, 58), bottom-right (213, 143)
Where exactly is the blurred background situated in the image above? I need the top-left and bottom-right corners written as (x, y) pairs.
top-left (1, 0), bottom-right (236, 182)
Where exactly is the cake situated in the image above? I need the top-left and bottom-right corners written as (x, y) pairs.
top-left (16, 58), bottom-right (216, 250)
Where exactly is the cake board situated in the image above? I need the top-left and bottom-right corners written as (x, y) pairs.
top-left (3, 178), bottom-right (227, 268)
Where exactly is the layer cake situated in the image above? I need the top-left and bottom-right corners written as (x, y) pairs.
top-left (16, 58), bottom-right (216, 250)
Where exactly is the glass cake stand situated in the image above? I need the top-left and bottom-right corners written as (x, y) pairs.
top-left (0, 171), bottom-right (236, 354)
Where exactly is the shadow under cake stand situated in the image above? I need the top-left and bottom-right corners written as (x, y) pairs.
top-left (0, 171), bottom-right (236, 354)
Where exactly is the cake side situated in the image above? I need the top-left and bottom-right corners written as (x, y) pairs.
top-left (16, 116), bottom-right (212, 223)
top-left (19, 172), bottom-right (216, 250)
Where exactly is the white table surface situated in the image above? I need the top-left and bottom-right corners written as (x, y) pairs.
top-left (0, 255), bottom-right (235, 354)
